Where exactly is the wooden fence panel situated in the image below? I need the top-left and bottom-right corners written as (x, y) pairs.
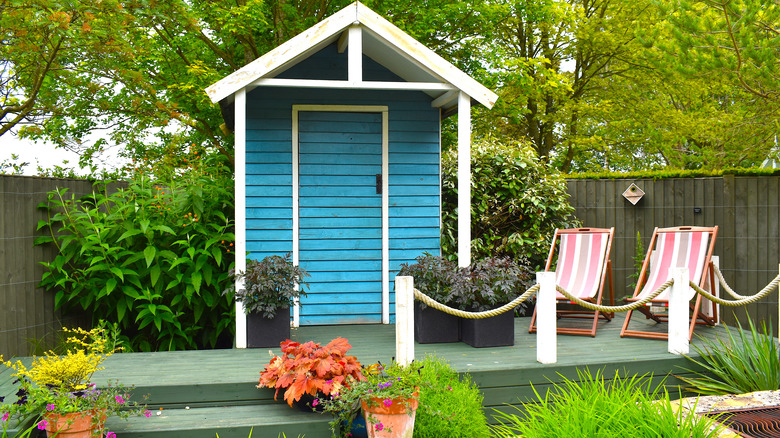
top-left (566, 176), bottom-right (780, 330)
top-left (0, 175), bottom-right (98, 358)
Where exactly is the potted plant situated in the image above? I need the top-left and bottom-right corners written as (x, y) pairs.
top-left (398, 254), bottom-right (462, 344)
top-left (322, 361), bottom-right (425, 438)
top-left (257, 338), bottom-right (364, 411)
top-left (0, 327), bottom-right (149, 438)
top-left (459, 257), bottom-right (533, 348)
top-left (224, 253), bottom-right (310, 348)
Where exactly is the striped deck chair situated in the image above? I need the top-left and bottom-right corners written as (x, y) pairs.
top-left (620, 226), bottom-right (718, 340)
top-left (529, 227), bottom-right (615, 337)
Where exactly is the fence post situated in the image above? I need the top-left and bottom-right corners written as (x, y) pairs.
top-left (395, 276), bottom-right (415, 366)
top-left (536, 271), bottom-right (557, 364)
top-left (668, 267), bottom-right (690, 355)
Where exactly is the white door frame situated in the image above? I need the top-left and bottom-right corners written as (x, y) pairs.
top-left (291, 104), bottom-right (390, 326)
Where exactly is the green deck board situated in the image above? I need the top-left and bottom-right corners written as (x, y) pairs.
top-left (0, 315), bottom-right (750, 437)
top-left (105, 404), bottom-right (332, 438)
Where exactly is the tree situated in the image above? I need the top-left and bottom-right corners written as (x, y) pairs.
top-left (470, 0), bottom-right (664, 171)
top-left (0, 0), bottom-right (126, 137)
top-left (658, 0), bottom-right (780, 101)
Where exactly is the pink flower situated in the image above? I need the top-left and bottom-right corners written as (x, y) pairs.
top-left (115, 395), bottom-right (125, 404)
top-left (375, 422), bottom-right (384, 431)
top-left (46, 403), bottom-right (56, 411)
top-left (144, 410), bottom-right (152, 418)
top-left (1, 412), bottom-right (9, 422)
top-left (106, 432), bottom-right (116, 438)
top-left (383, 398), bottom-right (392, 407)
top-left (37, 420), bottom-right (48, 430)
top-left (311, 398), bottom-right (319, 407)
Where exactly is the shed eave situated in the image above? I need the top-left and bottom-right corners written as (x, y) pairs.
top-left (205, 1), bottom-right (497, 109)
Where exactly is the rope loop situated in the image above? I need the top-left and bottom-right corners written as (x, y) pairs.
top-left (413, 285), bottom-right (538, 319)
top-left (410, 267), bottom-right (780, 317)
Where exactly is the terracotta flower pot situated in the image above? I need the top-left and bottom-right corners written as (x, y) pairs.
top-left (44, 410), bottom-right (105, 438)
top-left (361, 393), bottom-right (418, 438)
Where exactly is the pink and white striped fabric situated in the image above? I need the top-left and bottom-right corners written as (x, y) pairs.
top-left (553, 231), bottom-right (610, 300)
top-left (635, 230), bottom-right (710, 302)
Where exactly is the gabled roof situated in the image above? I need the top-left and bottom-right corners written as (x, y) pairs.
top-left (205, 1), bottom-right (497, 110)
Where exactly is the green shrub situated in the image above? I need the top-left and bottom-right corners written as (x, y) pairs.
top-left (413, 355), bottom-right (489, 438)
top-left (36, 151), bottom-right (235, 351)
top-left (224, 253), bottom-right (310, 318)
top-left (399, 254), bottom-right (534, 314)
top-left (398, 254), bottom-right (460, 310)
top-left (491, 369), bottom-right (724, 438)
top-left (678, 317), bottom-right (780, 395)
top-left (441, 137), bottom-right (579, 268)
top-left (465, 256), bottom-right (533, 313)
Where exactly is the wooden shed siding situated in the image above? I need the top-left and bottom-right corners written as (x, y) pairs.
top-left (245, 70), bottom-right (440, 324)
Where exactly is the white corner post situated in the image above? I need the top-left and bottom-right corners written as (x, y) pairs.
top-left (457, 92), bottom-right (471, 268)
top-left (235, 88), bottom-right (248, 349)
top-left (668, 267), bottom-right (690, 355)
top-left (348, 25), bottom-right (362, 83)
top-left (536, 271), bottom-right (557, 364)
top-left (395, 276), bottom-right (415, 366)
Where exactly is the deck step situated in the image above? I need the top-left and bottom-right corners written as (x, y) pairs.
top-left (105, 404), bottom-right (332, 438)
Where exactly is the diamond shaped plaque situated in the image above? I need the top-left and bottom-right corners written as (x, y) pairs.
top-left (622, 183), bottom-right (645, 205)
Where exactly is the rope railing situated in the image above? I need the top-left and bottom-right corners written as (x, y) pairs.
top-left (412, 279), bottom-right (675, 319)
top-left (689, 267), bottom-right (780, 307)
top-left (413, 285), bottom-right (538, 319)
top-left (411, 266), bottom-right (780, 317)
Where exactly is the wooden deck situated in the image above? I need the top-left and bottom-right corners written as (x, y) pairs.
top-left (1, 314), bottom-right (736, 437)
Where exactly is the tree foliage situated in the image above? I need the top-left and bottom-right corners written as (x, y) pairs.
top-left (4, 0), bottom-right (776, 172)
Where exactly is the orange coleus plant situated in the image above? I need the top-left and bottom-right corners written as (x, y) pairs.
top-left (258, 337), bottom-right (365, 407)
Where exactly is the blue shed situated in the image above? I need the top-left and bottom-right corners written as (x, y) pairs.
top-left (206, 1), bottom-right (497, 347)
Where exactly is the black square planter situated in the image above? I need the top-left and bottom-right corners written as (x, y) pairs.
top-left (247, 307), bottom-right (291, 348)
top-left (461, 311), bottom-right (515, 348)
top-left (414, 302), bottom-right (460, 343)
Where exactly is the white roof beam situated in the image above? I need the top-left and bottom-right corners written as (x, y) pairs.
top-left (251, 78), bottom-right (456, 91)
top-left (337, 31), bottom-right (349, 53)
top-left (431, 90), bottom-right (458, 108)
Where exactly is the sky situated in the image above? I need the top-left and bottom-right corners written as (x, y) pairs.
top-left (0, 133), bottom-right (128, 176)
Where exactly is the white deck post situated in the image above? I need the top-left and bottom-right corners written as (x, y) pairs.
top-left (395, 276), bottom-right (415, 365)
top-left (536, 271), bottom-right (557, 364)
top-left (457, 92), bottom-right (471, 268)
top-left (235, 88), bottom-right (248, 349)
top-left (668, 267), bottom-right (690, 355)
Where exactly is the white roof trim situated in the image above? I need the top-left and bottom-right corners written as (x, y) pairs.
top-left (205, 1), bottom-right (497, 109)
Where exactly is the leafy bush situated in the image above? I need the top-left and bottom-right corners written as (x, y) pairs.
top-left (399, 254), bottom-right (534, 314)
top-left (441, 137), bottom-right (579, 268)
top-left (36, 151), bottom-right (235, 351)
top-left (397, 254), bottom-right (459, 310)
top-left (568, 166), bottom-right (780, 180)
top-left (413, 355), bottom-right (489, 438)
top-left (491, 369), bottom-right (724, 438)
top-left (258, 338), bottom-right (364, 407)
top-left (465, 256), bottom-right (534, 313)
top-left (678, 317), bottom-right (780, 395)
top-left (225, 253), bottom-right (310, 318)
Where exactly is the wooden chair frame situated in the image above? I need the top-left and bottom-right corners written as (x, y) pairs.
top-left (620, 226), bottom-right (719, 340)
top-left (529, 227), bottom-right (615, 337)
